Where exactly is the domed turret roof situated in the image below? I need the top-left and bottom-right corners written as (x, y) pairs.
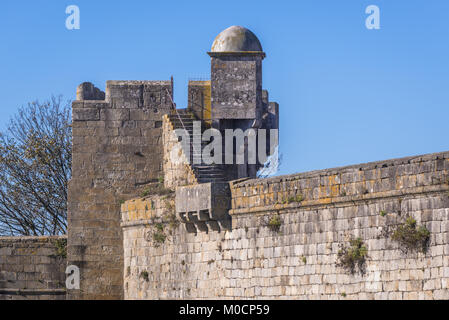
top-left (211, 26), bottom-right (263, 52)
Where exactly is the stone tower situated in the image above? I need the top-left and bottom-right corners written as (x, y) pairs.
top-left (68, 81), bottom-right (173, 299)
top-left (67, 26), bottom-right (279, 299)
top-left (208, 26), bottom-right (278, 180)
top-left (209, 26), bottom-right (265, 121)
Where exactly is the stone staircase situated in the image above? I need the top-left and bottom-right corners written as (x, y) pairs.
top-left (168, 109), bottom-right (226, 184)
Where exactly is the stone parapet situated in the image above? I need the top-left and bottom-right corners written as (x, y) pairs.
top-left (121, 151), bottom-right (449, 300)
top-left (0, 236), bottom-right (67, 300)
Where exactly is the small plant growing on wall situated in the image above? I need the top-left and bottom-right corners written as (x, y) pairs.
top-left (267, 215), bottom-right (282, 233)
top-left (152, 223), bottom-right (167, 246)
top-left (52, 238), bottom-right (67, 259)
top-left (141, 187), bottom-right (151, 198)
top-left (161, 197), bottom-right (178, 233)
top-left (283, 194), bottom-right (304, 204)
top-left (166, 213), bottom-right (179, 234)
top-left (390, 217), bottom-right (430, 254)
top-left (336, 238), bottom-right (368, 275)
top-left (140, 182), bottom-right (173, 198)
top-left (164, 198), bottom-right (175, 214)
top-left (140, 270), bottom-right (149, 282)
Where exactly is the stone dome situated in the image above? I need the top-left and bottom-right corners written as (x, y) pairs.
top-left (211, 26), bottom-right (263, 52)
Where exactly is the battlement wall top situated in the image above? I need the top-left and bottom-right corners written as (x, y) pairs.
top-left (230, 151), bottom-right (449, 215)
top-left (0, 235), bottom-right (67, 243)
top-left (106, 80), bottom-right (172, 87)
top-left (234, 151), bottom-right (449, 187)
top-left (0, 235), bottom-right (67, 300)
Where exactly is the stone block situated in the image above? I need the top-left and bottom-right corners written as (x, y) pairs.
top-left (73, 108), bottom-right (100, 121)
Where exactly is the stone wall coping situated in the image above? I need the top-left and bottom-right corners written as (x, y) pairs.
top-left (106, 80), bottom-right (171, 86)
top-left (231, 151), bottom-right (449, 188)
top-left (229, 185), bottom-right (448, 216)
top-left (121, 219), bottom-right (153, 229)
top-left (0, 235), bottom-right (67, 242)
top-left (72, 100), bottom-right (109, 105)
top-left (0, 288), bottom-right (66, 295)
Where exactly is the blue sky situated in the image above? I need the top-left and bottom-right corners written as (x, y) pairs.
top-left (1, 1), bottom-right (448, 176)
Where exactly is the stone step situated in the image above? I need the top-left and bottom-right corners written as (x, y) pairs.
top-left (167, 111), bottom-right (228, 184)
top-left (169, 119), bottom-right (195, 124)
top-left (193, 165), bottom-right (223, 169)
top-left (192, 166), bottom-right (222, 171)
top-left (193, 166), bottom-right (224, 172)
top-left (194, 171), bottom-right (225, 177)
top-left (169, 118), bottom-right (195, 122)
top-left (196, 174), bottom-right (225, 178)
top-left (195, 173), bottom-right (224, 177)
top-left (194, 170), bottom-right (224, 176)
top-left (195, 174), bottom-right (225, 179)
top-left (169, 114), bottom-right (195, 119)
top-left (170, 122), bottom-right (195, 128)
top-left (197, 178), bottom-right (226, 183)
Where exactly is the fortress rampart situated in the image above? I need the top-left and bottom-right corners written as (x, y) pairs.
top-left (0, 236), bottom-right (67, 300)
top-left (67, 80), bottom-right (173, 299)
top-left (55, 26), bottom-right (449, 300)
top-left (1, 24), bottom-right (447, 301)
top-left (121, 152), bottom-right (449, 299)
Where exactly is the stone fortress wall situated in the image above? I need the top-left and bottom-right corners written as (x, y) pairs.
top-left (2, 25), bottom-right (447, 300)
top-left (0, 236), bottom-right (67, 300)
top-left (121, 152), bottom-right (449, 299)
top-left (70, 26), bottom-right (449, 300)
top-left (67, 80), bottom-right (173, 299)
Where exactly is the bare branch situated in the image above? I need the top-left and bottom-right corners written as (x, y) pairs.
top-left (0, 96), bottom-right (71, 236)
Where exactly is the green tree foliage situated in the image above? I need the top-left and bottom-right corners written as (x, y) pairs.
top-left (0, 96), bottom-right (71, 236)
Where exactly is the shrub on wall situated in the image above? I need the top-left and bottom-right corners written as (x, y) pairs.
top-left (53, 238), bottom-right (67, 259)
top-left (391, 217), bottom-right (430, 254)
top-left (141, 182), bottom-right (173, 198)
top-left (283, 194), bottom-right (304, 204)
top-left (152, 223), bottom-right (167, 246)
top-left (140, 270), bottom-right (149, 282)
top-left (267, 215), bottom-right (282, 233)
top-left (336, 238), bottom-right (368, 275)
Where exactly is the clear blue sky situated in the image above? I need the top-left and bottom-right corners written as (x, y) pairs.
top-left (1, 1), bottom-right (448, 176)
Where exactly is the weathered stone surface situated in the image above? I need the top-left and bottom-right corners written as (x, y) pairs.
top-left (211, 26), bottom-right (263, 53)
top-left (65, 28), bottom-right (448, 301)
top-left (209, 53), bottom-right (264, 120)
top-left (67, 80), bottom-right (173, 300)
top-left (76, 82), bottom-right (105, 101)
top-left (122, 151), bottom-right (449, 300)
top-left (0, 236), bottom-right (67, 300)
top-left (73, 108), bottom-right (100, 121)
top-left (175, 182), bottom-right (231, 228)
top-left (162, 115), bottom-right (197, 189)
